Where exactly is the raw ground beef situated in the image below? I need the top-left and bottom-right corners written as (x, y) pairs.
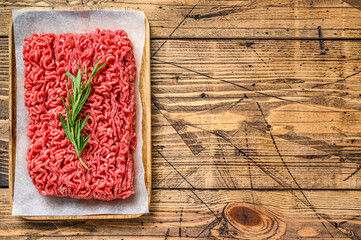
top-left (23, 29), bottom-right (137, 201)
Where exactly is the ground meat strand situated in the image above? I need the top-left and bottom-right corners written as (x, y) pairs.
top-left (23, 29), bottom-right (137, 201)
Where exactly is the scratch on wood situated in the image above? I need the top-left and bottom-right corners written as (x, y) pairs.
top-left (154, 95), bottom-right (244, 112)
top-left (173, 121), bottom-right (205, 155)
top-left (164, 228), bottom-right (170, 240)
top-left (152, 0), bottom-right (201, 57)
top-left (156, 150), bottom-right (222, 222)
top-left (245, 127), bottom-right (256, 208)
top-left (156, 149), bottom-right (237, 238)
top-left (179, 208), bottom-right (183, 239)
top-left (251, 47), bottom-right (272, 69)
top-left (152, 57), bottom-right (349, 115)
top-left (51, 222), bottom-right (72, 240)
top-left (25, 221), bottom-right (87, 240)
top-left (256, 102), bottom-right (336, 238)
top-left (193, 125), bottom-right (350, 238)
top-left (330, 126), bottom-right (348, 137)
top-left (312, 70), bottom-right (361, 89)
top-left (175, 167), bottom-right (199, 188)
top-left (192, 0), bottom-right (258, 19)
top-left (248, 44), bottom-right (295, 90)
top-left (209, 129), bottom-right (289, 189)
top-left (152, 58), bottom-right (300, 104)
top-left (199, 96), bottom-right (245, 112)
top-left (215, 144), bottom-right (238, 188)
top-left (153, 55), bottom-right (360, 114)
top-left (246, 42), bottom-right (255, 48)
top-left (344, 0), bottom-right (361, 11)
top-left (317, 26), bottom-right (326, 55)
top-left (152, 97), bottom-right (205, 155)
top-left (155, 170), bottom-right (174, 188)
top-left (249, 45), bottom-right (280, 79)
top-left (343, 165), bottom-right (361, 181)
top-left (275, 133), bottom-right (347, 160)
top-left (153, 98), bottom-right (350, 163)
top-left (194, 218), bottom-right (220, 239)
top-left (226, 97), bottom-right (245, 111)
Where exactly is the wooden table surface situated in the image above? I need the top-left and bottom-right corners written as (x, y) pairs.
top-left (1, 0), bottom-right (361, 239)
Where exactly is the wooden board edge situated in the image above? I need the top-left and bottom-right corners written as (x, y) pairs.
top-left (10, 11), bottom-right (151, 220)
top-left (8, 17), bottom-right (15, 210)
top-left (143, 14), bottom-right (152, 208)
top-left (22, 213), bottom-right (144, 220)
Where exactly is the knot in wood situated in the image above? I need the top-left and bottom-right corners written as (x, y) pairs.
top-left (229, 206), bottom-right (261, 226)
top-left (222, 203), bottom-right (286, 239)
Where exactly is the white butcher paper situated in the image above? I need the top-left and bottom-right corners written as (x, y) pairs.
top-left (12, 9), bottom-right (148, 216)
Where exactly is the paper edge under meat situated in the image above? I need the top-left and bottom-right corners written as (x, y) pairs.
top-left (12, 9), bottom-right (149, 216)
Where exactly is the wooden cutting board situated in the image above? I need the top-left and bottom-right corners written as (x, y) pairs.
top-left (8, 12), bottom-right (151, 220)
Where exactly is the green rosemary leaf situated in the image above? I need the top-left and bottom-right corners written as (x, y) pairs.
top-left (84, 63), bottom-right (87, 81)
top-left (75, 85), bottom-right (92, 117)
top-left (65, 77), bottom-right (72, 107)
top-left (81, 134), bottom-right (91, 152)
top-left (89, 59), bottom-right (101, 79)
top-left (90, 62), bottom-right (108, 80)
top-left (76, 64), bottom-right (81, 81)
top-left (59, 59), bottom-right (107, 169)
top-left (65, 71), bottom-right (78, 86)
top-left (59, 113), bottom-right (73, 143)
top-left (76, 119), bottom-right (82, 148)
top-left (60, 96), bottom-right (71, 126)
top-left (80, 114), bottom-right (89, 131)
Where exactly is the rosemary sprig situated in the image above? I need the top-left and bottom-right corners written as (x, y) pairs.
top-left (59, 59), bottom-right (107, 169)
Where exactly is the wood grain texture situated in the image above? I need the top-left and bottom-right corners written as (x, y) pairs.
top-left (151, 38), bottom-right (361, 190)
top-left (149, 39), bottom-right (361, 190)
top-left (3, 39), bottom-right (361, 190)
top-left (1, 188), bottom-right (360, 239)
top-left (1, 0), bottom-right (361, 38)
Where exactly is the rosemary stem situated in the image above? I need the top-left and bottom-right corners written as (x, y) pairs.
top-left (78, 156), bottom-right (89, 170)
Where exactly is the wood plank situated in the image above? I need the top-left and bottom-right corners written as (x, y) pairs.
top-left (149, 39), bottom-right (361, 190)
top-left (1, 0), bottom-right (361, 38)
top-left (0, 188), bottom-right (360, 239)
top-left (2, 39), bottom-right (361, 190)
